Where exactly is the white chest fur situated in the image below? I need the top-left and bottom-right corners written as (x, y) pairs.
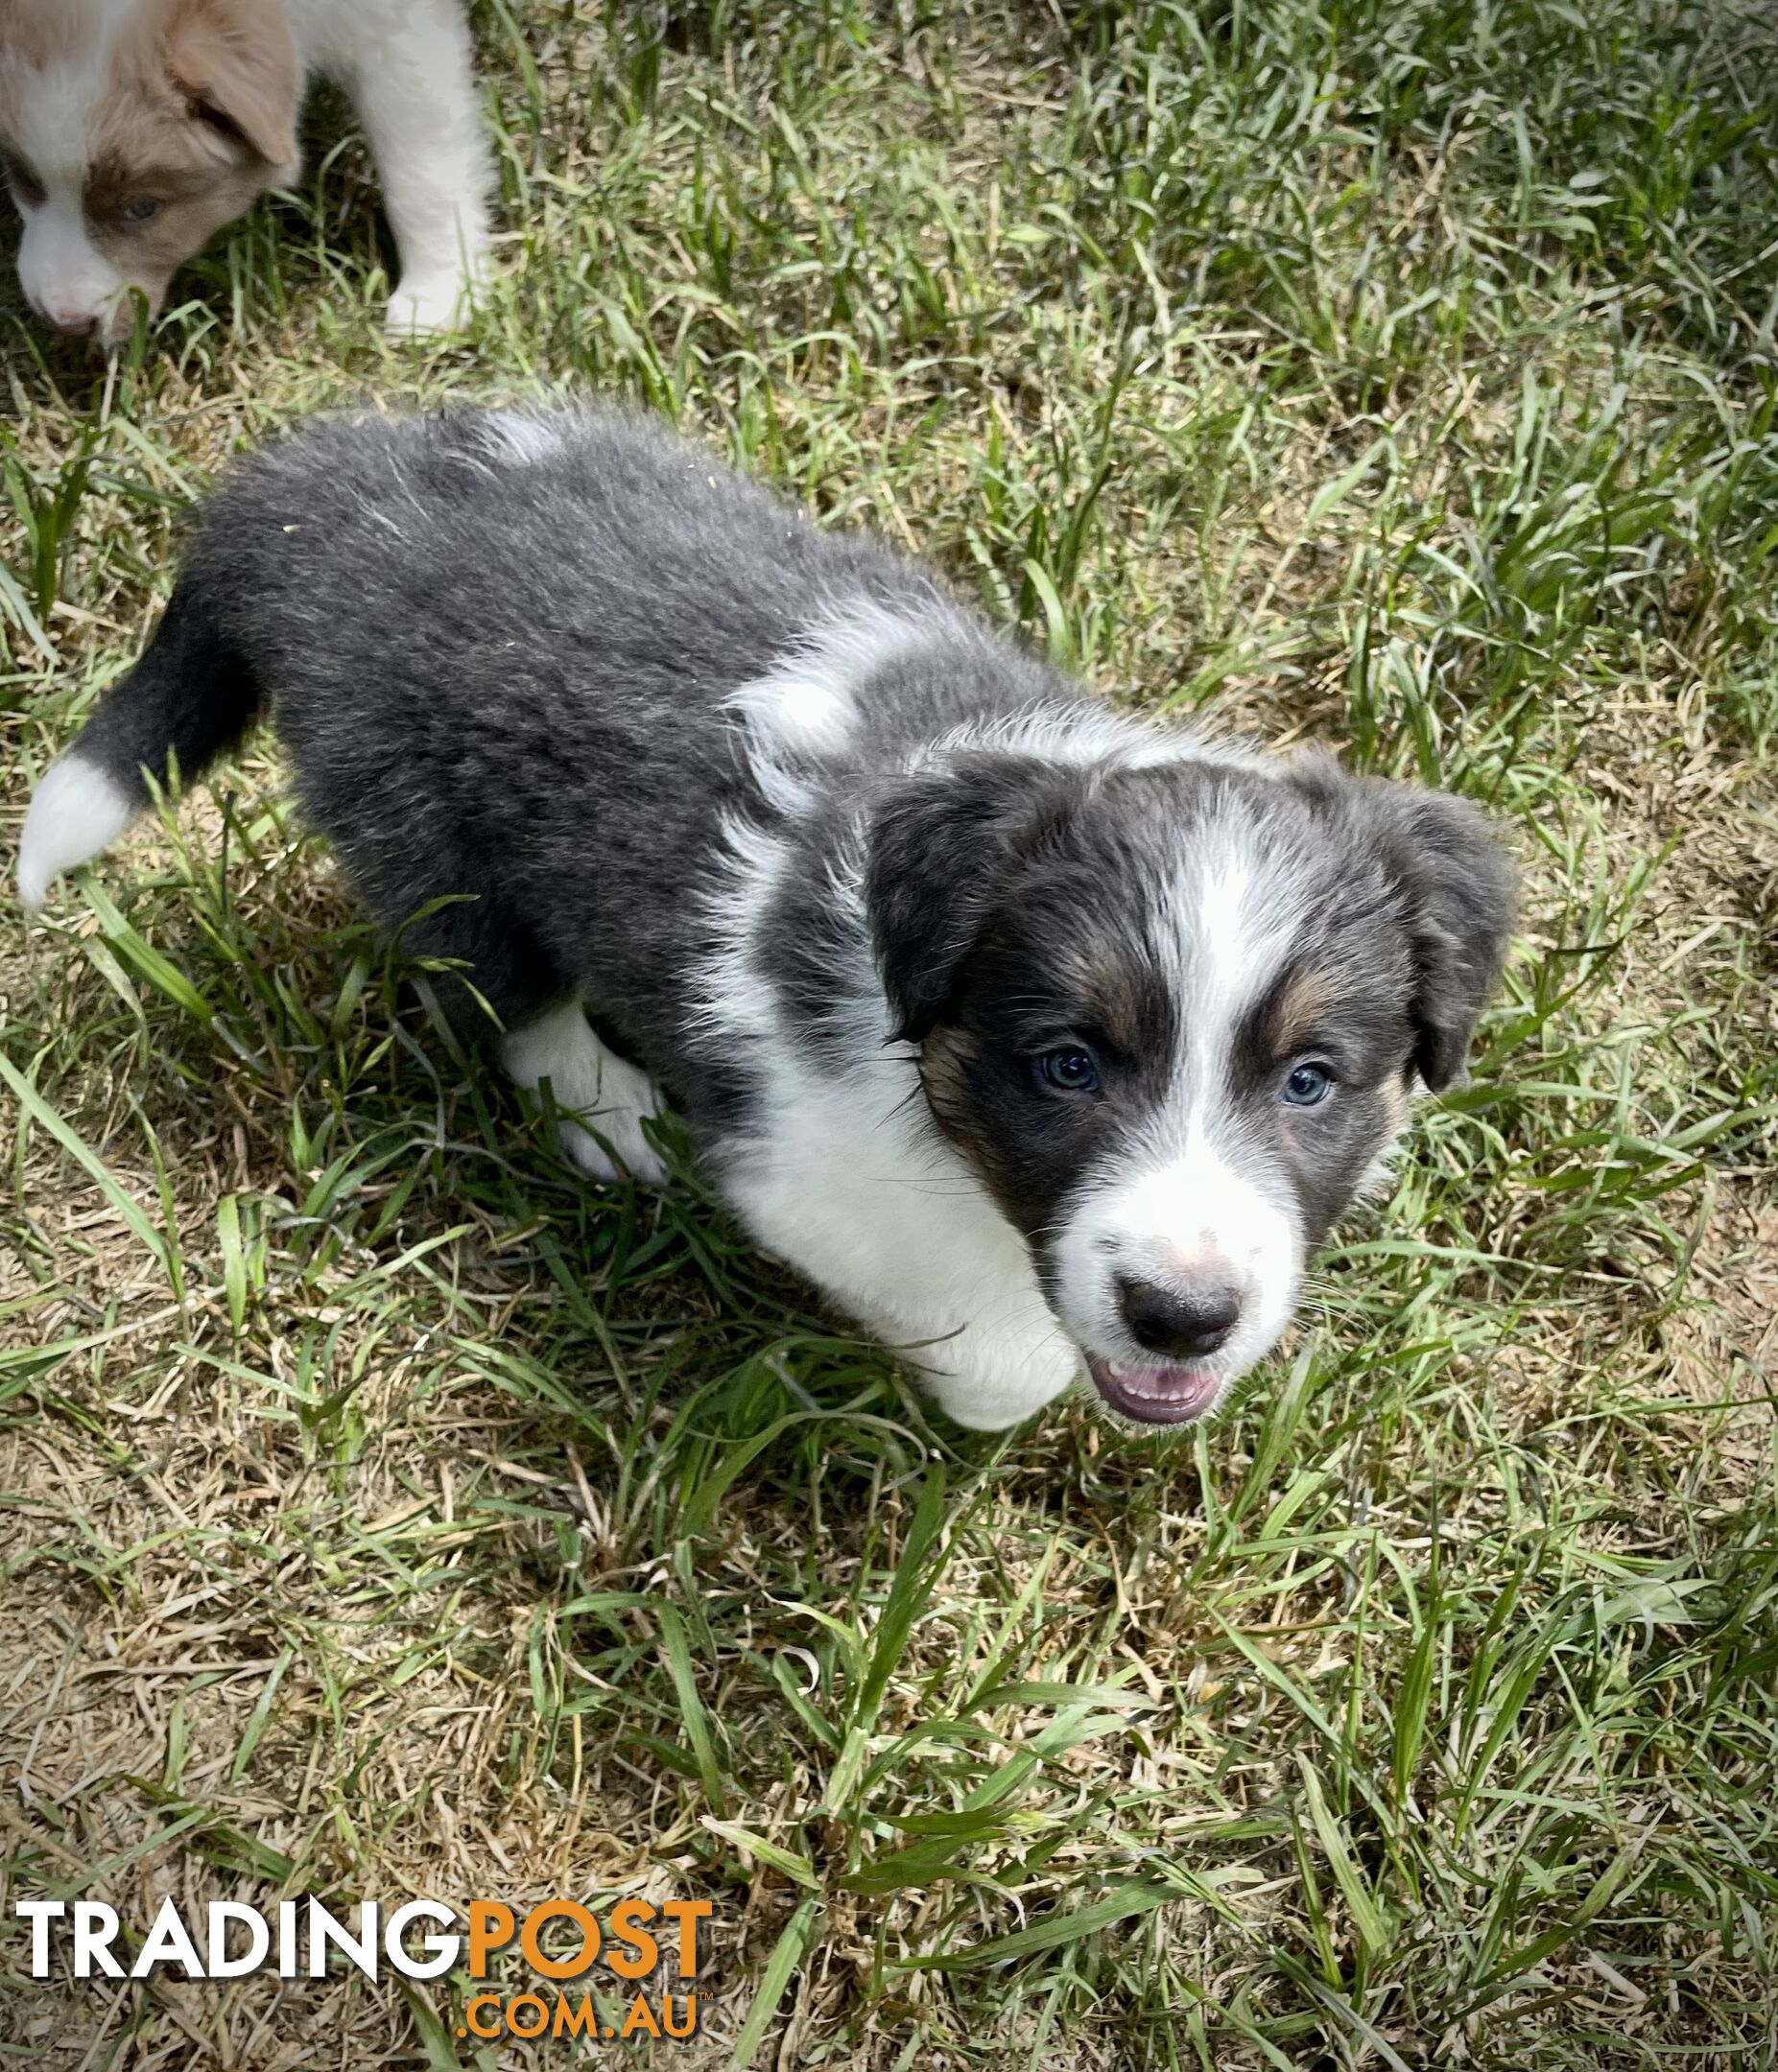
top-left (719, 1048), bottom-right (1081, 1430)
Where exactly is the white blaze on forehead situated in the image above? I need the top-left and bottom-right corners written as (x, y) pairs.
top-left (8, 25), bottom-right (127, 326)
top-left (12, 77), bottom-right (94, 186)
top-left (1169, 824), bottom-right (1302, 1079)
top-left (1167, 802), bottom-right (1306, 1123)
top-left (6, 0), bottom-right (144, 183)
top-left (1049, 791), bottom-right (1310, 1375)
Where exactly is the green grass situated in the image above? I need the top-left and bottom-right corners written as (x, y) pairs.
top-left (2, 1), bottom-right (1776, 2065)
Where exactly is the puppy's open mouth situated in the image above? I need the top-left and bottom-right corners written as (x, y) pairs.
top-left (1087, 1355), bottom-right (1223, 1425)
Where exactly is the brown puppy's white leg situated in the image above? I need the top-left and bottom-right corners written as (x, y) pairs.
top-left (338, 0), bottom-right (492, 335)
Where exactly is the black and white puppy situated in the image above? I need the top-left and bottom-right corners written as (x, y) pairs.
top-left (17, 408), bottom-right (1514, 1431)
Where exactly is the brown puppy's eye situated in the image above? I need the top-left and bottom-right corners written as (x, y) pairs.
top-left (116, 197), bottom-right (162, 225)
top-left (4, 158), bottom-right (46, 208)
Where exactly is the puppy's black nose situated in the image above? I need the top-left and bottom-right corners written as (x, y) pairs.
top-left (1116, 1277), bottom-right (1240, 1360)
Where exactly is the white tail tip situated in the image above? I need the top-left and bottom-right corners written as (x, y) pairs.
top-left (17, 754), bottom-right (138, 914)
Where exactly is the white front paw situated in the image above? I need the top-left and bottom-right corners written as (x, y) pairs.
top-left (557, 1112), bottom-right (668, 1188)
top-left (912, 1323), bottom-right (1082, 1431)
top-left (385, 266), bottom-right (481, 337)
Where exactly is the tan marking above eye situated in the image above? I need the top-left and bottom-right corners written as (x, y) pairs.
top-left (916, 1024), bottom-right (984, 1147)
top-left (1269, 968), bottom-right (1336, 1057)
top-left (1070, 946), bottom-right (1150, 1059)
top-left (1378, 1077), bottom-right (1410, 1133)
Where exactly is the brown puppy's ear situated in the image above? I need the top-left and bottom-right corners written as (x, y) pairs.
top-left (165, 0), bottom-right (299, 169)
top-left (865, 754), bottom-right (1077, 1044)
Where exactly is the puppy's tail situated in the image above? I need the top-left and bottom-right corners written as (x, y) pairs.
top-left (19, 574), bottom-right (265, 914)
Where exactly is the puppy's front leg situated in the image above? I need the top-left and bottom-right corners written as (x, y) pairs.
top-left (345, 0), bottom-right (492, 335)
top-left (722, 1094), bottom-right (1082, 1429)
top-left (886, 1297), bottom-right (1083, 1432)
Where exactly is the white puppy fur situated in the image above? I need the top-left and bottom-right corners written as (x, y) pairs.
top-left (502, 1000), bottom-right (669, 1187)
top-left (713, 958), bottom-right (1080, 1431)
top-left (313, 0), bottom-right (491, 335)
top-left (16, 755), bottom-right (136, 915)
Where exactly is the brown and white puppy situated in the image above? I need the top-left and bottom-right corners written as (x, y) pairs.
top-left (0, 0), bottom-right (490, 342)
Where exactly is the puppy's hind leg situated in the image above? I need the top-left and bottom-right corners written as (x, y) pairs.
top-left (504, 1001), bottom-right (669, 1186)
top-left (343, 0), bottom-right (492, 335)
top-left (375, 896), bottom-right (652, 1185)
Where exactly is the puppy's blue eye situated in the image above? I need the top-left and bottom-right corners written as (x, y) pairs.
top-left (118, 198), bottom-right (161, 224)
top-left (1037, 1047), bottom-right (1100, 1095)
top-left (1282, 1062), bottom-right (1334, 1107)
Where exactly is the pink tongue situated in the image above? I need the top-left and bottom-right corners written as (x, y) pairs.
top-left (1088, 1356), bottom-right (1221, 1424)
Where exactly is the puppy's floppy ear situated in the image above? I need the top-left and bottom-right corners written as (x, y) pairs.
top-left (1293, 755), bottom-right (1516, 1090)
top-left (865, 754), bottom-right (1072, 1044)
top-left (165, 0), bottom-right (299, 170)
